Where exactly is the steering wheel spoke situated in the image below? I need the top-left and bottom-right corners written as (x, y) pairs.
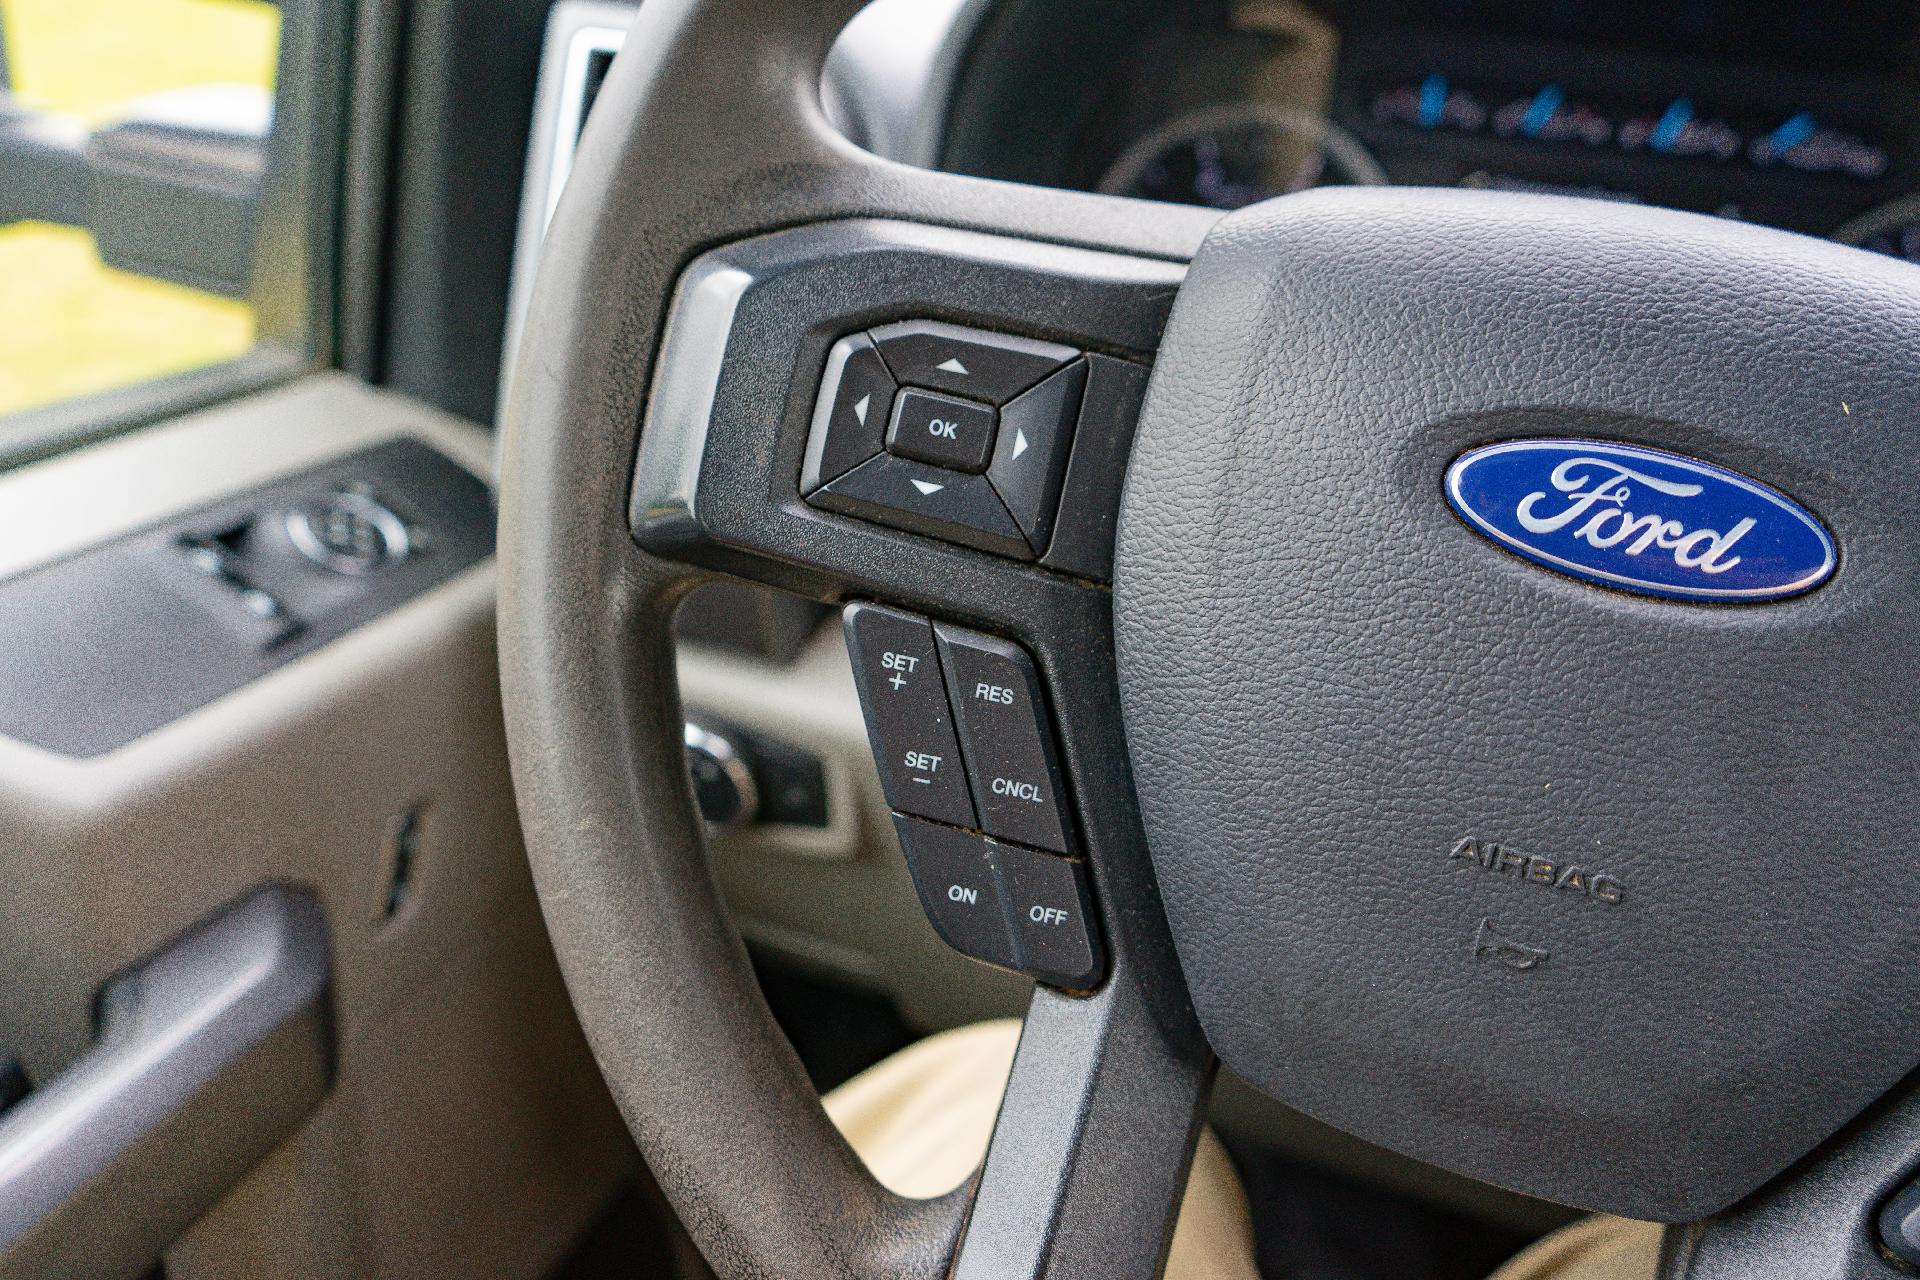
top-left (625, 210), bottom-right (1218, 1276)
top-left (501, 2), bottom-right (1225, 1275)
top-left (627, 215), bottom-right (1194, 597)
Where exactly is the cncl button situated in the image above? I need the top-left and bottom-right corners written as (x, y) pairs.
top-left (934, 624), bottom-right (1072, 853)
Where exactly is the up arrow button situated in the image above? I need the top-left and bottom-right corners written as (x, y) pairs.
top-left (869, 320), bottom-right (1075, 404)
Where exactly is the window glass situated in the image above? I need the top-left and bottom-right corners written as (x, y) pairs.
top-left (0, 0), bottom-right (282, 423)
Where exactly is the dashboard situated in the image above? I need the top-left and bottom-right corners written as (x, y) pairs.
top-left (941, 0), bottom-right (1920, 260)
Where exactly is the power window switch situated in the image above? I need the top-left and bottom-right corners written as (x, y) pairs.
top-left (892, 815), bottom-right (1020, 970)
top-left (843, 603), bottom-right (976, 827)
top-left (993, 843), bottom-right (1103, 990)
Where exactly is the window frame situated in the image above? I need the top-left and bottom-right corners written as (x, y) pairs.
top-left (0, 0), bottom-right (353, 469)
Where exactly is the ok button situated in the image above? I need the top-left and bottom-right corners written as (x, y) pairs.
top-left (885, 388), bottom-right (997, 473)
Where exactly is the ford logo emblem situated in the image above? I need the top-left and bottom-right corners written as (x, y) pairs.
top-left (1445, 439), bottom-right (1835, 602)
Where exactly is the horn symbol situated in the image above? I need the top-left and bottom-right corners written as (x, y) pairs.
top-left (1473, 918), bottom-right (1549, 973)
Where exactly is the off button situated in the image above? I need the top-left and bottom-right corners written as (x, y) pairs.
top-left (992, 842), bottom-right (1102, 990)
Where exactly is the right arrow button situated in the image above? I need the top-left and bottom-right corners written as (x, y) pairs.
top-left (986, 359), bottom-right (1088, 557)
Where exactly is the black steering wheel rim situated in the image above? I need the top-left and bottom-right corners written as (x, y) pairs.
top-left (498, 2), bottom-right (1920, 1277)
top-left (497, 2), bottom-right (1222, 1277)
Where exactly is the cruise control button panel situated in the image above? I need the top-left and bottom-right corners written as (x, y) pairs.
top-left (845, 603), bottom-right (1105, 991)
top-left (802, 320), bottom-right (1143, 575)
top-left (934, 623), bottom-right (1071, 853)
top-left (843, 603), bottom-right (976, 827)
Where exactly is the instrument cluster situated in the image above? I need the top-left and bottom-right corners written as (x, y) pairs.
top-left (1088, 0), bottom-right (1920, 262)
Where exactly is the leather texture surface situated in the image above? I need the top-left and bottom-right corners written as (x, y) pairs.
top-left (1114, 186), bottom-right (1920, 1221)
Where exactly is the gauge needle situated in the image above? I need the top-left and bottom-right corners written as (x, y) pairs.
top-left (1764, 111), bottom-right (1819, 156)
top-left (1649, 97), bottom-right (1693, 153)
top-left (1418, 73), bottom-right (1448, 130)
top-left (1520, 83), bottom-right (1565, 138)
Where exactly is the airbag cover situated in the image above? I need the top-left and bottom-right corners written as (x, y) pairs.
top-left (1114, 188), bottom-right (1920, 1220)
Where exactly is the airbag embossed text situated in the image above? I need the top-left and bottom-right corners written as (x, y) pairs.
top-left (1448, 835), bottom-right (1624, 906)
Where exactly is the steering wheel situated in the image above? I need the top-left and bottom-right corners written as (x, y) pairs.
top-left (496, 2), bottom-right (1920, 1277)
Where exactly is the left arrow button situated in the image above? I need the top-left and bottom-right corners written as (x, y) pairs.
top-left (802, 334), bottom-right (897, 493)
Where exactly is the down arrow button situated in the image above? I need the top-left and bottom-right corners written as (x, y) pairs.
top-left (987, 359), bottom-right (1088, 555)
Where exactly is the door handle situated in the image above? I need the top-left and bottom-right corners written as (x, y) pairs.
top-left (0, 887), bottom-right (332, 1279)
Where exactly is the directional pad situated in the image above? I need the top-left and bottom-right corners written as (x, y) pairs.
top-left (804, 320), bottom-right (1094, 563)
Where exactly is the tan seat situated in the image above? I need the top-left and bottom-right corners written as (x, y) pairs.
top-left (823, 1020), bottom-right (1662, 1280)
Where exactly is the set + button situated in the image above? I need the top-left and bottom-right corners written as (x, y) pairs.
top-left (842, 602), bottom-right (975, 828)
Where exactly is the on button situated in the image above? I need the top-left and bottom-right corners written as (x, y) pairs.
top-left (891, 815), bottom-right (1019, 971)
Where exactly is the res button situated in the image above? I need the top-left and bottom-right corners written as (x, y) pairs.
top-left (934, 623), bottom-right (1071, 853)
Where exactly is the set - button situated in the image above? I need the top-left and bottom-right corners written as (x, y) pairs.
top-left (804, 320), bottom-right (1088, 562)
top-left (841, 603), bottom-right (975, 828)
top-left (844, 602), bottom-right (1104, 990)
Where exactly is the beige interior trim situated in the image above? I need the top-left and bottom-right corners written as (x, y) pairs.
top-left (0, 374), bottom-right (630, 1280)
top-left (824, 1019), bottom-right (1260, 1280)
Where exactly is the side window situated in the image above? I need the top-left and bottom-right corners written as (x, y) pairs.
top-left (0, 0), bottom-right (326, 458)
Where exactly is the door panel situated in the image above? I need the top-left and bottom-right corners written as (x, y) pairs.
top-left (0, 374), bottom-right (631, 1280)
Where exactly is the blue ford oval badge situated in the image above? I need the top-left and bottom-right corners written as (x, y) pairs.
top-left (1445, 439), bottom-right (1835, 602)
